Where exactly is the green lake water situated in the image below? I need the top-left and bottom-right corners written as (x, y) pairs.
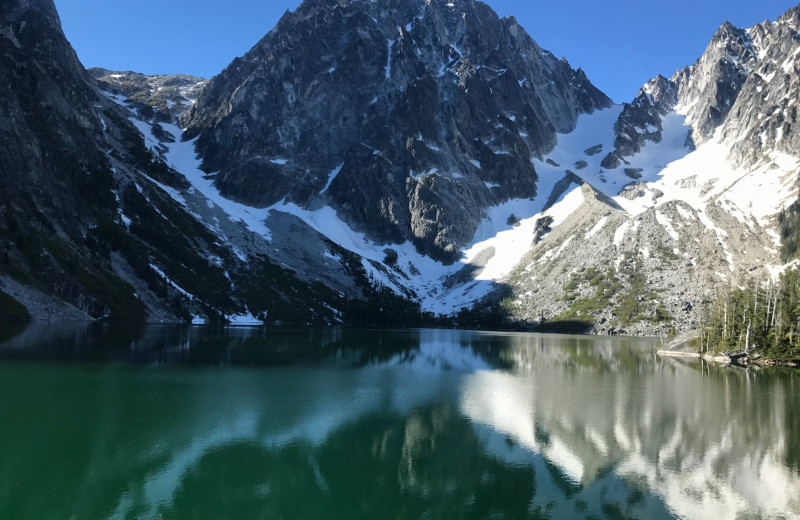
top-left (0, 324), bottom-right (798, 519)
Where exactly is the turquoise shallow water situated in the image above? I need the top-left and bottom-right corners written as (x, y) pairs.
top-left (0, 324), bottom-right (797, 519)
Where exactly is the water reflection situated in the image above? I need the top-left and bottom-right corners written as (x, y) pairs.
top-left (463, 336), bottom-right (800, 518)
top-left (0, 325), bottom-right (797, 519)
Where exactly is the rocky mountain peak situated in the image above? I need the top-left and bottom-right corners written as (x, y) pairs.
top-left (709, 20), bottom-right (749, 46)
top-left (598, 74), bottom-right (679, 170)
top-left (602, 3), bottom-right (800, 169)
top-left (2, 0), bottom-right (90, 87)
top-left (1, 0), bottom-right (356, 325)
top-left (777, 4), bottom-right (800, 27)
top-left (180, 0), bottom-right (610, 262)
top-left (641, 75), bottom-right (678, 108)
top-left (671, 19), bottom-right (756, 144)
top-left (3, 0), bottom-right (59, 21)
top-left (1, 0), bottom-right (109, 200)
top-left (89, 69), bottom-right (207, 123)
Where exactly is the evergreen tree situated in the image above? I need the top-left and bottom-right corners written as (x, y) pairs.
top-left (700, 269), bottom-right (800, 360)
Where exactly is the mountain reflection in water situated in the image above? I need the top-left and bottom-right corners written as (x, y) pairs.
top-left (0, 324), bottom-right (797, 519)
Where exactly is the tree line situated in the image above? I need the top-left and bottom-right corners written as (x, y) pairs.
top-left (697, 268), bottom-right (800, 361)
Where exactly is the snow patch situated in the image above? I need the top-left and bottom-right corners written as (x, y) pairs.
top-left (676, 205), bottom-right (693, 221)
top-left (585, 216), bottom-right (609, 239)
top-left (463, 186), bottom-right (585, 282)
top-left (655, 211), bottom-right (679, 242)
top-left (227, 312), bottom-right (262, 326)
top-left (129, 118), bottom-right (160, 151)
top-left (160, 122), bottom-right (273, 242)
top-left (320, 163), bottom-right (344, 194)
top-left (150, 263), bottom-right (194, 299)
top-left (613, 222), bottom-right (632, 247)
top-left (385, 39), bottom-right (395, 79)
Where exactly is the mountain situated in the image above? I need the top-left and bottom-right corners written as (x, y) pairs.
top-left (180, 0), bottom-right (610, 262)
top-left (500, 5), bottom-right (800, 334)
top-left (0, 0), bottom-right (356, 325)
top-left (0, 0), bottom-right (147, 320)
top-left (602, 8), bottom-right (800, 169)
top-left (2, 0), bottom-right (800, 335)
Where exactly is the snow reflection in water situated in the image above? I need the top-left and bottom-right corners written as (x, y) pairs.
top-left (0, 325), bottom-right (797, 519)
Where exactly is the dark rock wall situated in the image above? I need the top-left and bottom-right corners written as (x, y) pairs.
top-left (181, 0), bottom-right (611, 261)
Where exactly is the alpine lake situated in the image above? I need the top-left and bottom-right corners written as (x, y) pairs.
top-left (0, 323), bottom-right (798, 519)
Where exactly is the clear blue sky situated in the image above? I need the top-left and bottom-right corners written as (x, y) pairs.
top-left (54, 0), bottom-right (798, 103)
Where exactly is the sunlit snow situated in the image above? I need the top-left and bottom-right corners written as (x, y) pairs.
top-left (115, 70), bottom-right (800, 318)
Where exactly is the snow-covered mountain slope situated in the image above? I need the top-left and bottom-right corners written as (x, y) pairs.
top-left (496, 7), bottom-right (800, 334)
top-left (603, 5), bottom-right (800, 172)
top-left (501, 107), bottom-right (794, 334)
top-left (5, 0), bottom-right (800, 333)
top-left (0, 0), bottom-right (362, 326)
top-left (109, 75), bottom-right (591, 318)
top-left (101, 2), bottom-right (800, 334)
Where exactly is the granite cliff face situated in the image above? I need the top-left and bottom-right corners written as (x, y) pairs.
top-left (1, 0), bottom-right (112, 222)
top-left (719, 6), bottom-right (800, 167)
top-left (0, 0), bottom-right (137, 318)
top-left (599, 75), bottom-right (680, 171)
top-left (181, 0), bottom-right (610, 261)
top-left (0, 0), bottom-right (349, 324)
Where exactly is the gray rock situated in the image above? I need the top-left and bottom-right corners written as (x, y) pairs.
top-left (583, 144), bottom-right (604, 156)
top-left (89, 69), bottom-right (207, 123)
top-left (0, 0), bottom-right (348, 324)
top-left (605, 9), bottom-right (800, 170)
top-left (181, 0), bottom-right (611, 260)
top-left (603, 75), bottom-right (678, 167)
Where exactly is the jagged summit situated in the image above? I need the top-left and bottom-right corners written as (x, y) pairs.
top-left (776, 3), bottom-right (800, 25)
top-left (181, 0), bottom-right (611, 261)
top-left (601, 3), bottom-right (800, 170)
top-left (89, 69), bottom-right (207, 123)
top-left (496, 2), bottom-right (800, 334)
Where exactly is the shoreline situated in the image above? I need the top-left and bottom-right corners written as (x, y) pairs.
top-left (657, 330), bottom-right (800, 367)
top-left (657, 350), bottom-right (732, 364)
top-left (657, 349), bottom-right (800, 368)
